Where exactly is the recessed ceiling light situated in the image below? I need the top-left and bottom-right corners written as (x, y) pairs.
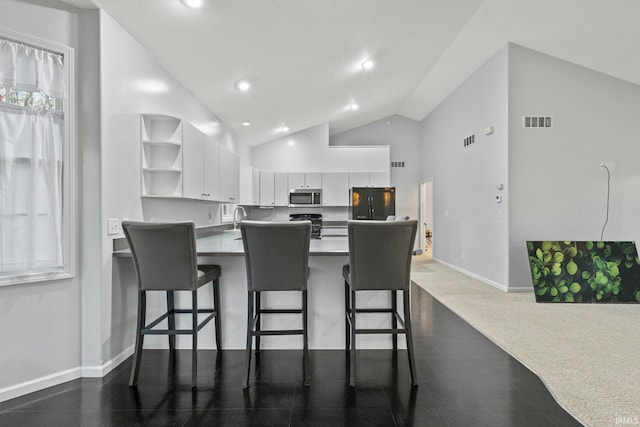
top-left (350, 103), bottom-right (360, 111)
top-left (280, 125), bottom-right (289, 133)
top-left (181, 0), bottom-right (203, 8)
top-left (235, 80), bottom-right (251, 91)
top-left (361, 59), bottom-right (374, 70)
top-left (242, 121), bottom-right (251, 127)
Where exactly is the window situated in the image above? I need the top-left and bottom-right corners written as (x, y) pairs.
top-left (0, 28), bottom-right (75, 286)
top-left (221, 204), bottom-right (236, 223)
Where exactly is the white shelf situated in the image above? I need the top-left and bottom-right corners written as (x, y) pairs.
top-left (140, 114), bottom-right (183, 198)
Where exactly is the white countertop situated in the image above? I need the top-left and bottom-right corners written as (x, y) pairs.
top-left (114, 229), bottom-right (349, 257)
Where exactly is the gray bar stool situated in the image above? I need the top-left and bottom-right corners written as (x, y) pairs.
top-left (240, 220), bottom-right (312, 389)
top-left (122, 221), bottom-right (222, 388)
top-left (343, 219), bottom-right (418, 387)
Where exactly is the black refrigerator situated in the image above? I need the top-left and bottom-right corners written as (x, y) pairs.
top-left (351, 187), bottom-right (396, 220)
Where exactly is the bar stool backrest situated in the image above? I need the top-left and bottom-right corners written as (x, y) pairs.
top-left (122, 221), bottom-right (198, 291)
top-left (347, 220), bottom-right (417, 291)
top-left (241, 220), bottom-right (311, 292)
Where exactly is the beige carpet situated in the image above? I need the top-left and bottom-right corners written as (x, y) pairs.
top-left (410, 257), bottom-right (640, 427)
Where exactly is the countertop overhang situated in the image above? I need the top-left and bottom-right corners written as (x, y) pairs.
top-left (113, 229), bottom-right (349, 257)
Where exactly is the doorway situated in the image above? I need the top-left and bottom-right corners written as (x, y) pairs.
top-left (419, 180), bottom-right (434, 258)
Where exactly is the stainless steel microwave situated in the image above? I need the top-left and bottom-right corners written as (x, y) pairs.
top-left (289, 189), bottom-right (322, 207)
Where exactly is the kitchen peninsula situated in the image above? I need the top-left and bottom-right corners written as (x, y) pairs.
top-left (113, 228), bottom-right (401, 351)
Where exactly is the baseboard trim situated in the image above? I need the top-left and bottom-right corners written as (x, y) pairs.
top-left (432, 257), bottom-right (510, 292)
top-left (0, 367), bottom-right (81, 403)
top-left (82, 345), bottom-right (134, 378)
top-left (0, 346), bottom-right (134, 403)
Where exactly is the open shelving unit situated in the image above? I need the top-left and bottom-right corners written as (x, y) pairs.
top-left (140, 114), bottom-right (183, 197)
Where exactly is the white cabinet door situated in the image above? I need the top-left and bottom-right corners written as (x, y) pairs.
top-left (288, 173), bottom-right (305, 189)
top-left (259, 171), bottom-right (275, 206)
top-left (322, 173), bottom-right (349, 206)
top-left (305, 173), bottom-right (322, 189)
top-left (349, 172), bottom-right (370, 188)
top-left (182, 122), bottom-right (205, 200)
top-left (203, 135), bottom-right (220, 200)
top-left (219, 145), bottom-right (239, 203)
top-left (274, 172), bottom-right (289, 206)
top-left (369, 172), bottom-right (390, 187)
top-left (240, 166), bottom-right (259, 205)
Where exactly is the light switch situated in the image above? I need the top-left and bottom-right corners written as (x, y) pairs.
top-left (108, 218), bottom-right (120, 235)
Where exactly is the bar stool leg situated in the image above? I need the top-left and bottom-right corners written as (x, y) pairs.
top-left (191, 290), bottom-right (198, 388)
top-left (213, 279), bottom-right (222, 350)
top-left (302, 290), bottom-right (310, 386)
top-left (129, 290), bottom-right (146, 387)
top-left (344, 281), bottom-right (350, 351)
top-left (255, 292), bottom-right (261, 353)
top-left (167, 291), bottom-right (176, 352)
top-left (391, 290), bottom-right (398, 351)
top-left (350, 289), bottom-right (357, 387)
top-left (403, 290), bottom-right (418, 387)
top-left (243, 291), bottom-right (254, 389)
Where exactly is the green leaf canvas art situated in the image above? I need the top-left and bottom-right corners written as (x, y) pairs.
top-left (526, 241), bottom-right (640, 303)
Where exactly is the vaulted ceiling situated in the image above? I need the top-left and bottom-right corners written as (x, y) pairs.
top-left (56, 0), bottom-right (640, 146)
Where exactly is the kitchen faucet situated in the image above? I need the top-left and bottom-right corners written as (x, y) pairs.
top-left (233, 205), bottom-right (247, 229)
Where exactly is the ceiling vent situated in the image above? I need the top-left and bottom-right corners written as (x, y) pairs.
top-left (391, 161), bottom-right (405, 168)
top-left (523, 116), bottom-right (552, 128)
top-left (463, 134), bottom-right (475, 148)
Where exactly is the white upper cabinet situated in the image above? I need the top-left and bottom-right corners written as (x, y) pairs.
top-left (349, 172), bottom-right (390, 188)
top-left (259, 171), bottom-right (275, 206)
top-left (348, 172), bottom-right (370, 188)
top-left (369, 172), bottom-right (390, 187)
top-left (240, 166), bottom-right (259, 205)
top-left (274, 172), bottom-right (289, 206)
top-left (203, 135), bottom-right (220, 201)
top-left (140, 114), bottom-right (183, 197)
top-left (182, 123), bottom-right (220, 201)
top-left (288, 172), bottom-right (322, 189)
top-left (182, 122), bottom-right (205, 199)
top-left (322, 173), bottom-right (349, 206)
top-left (219, 145), bottom-right (239, 203)
top-left (305, 173), bottom-right (322, 189)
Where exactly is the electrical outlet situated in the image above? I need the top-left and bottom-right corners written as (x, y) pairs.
top-left (108, 218), bottom-right (120, 235)
top-left (599, 161), bottom-right (615, 171)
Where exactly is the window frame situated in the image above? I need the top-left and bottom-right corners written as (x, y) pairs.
top-left (0, 27), bottom-right (76, 287)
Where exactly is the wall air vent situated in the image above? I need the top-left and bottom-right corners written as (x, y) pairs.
top-left (391, 161), bottom-right (405, 168)
top-left (463, 134), bottom-right (475, 148)
top-left (523, 116), bottom-right (552, 128)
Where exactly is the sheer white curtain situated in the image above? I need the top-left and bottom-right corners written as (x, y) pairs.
top-left (0, 38), bottom-right (65, 274)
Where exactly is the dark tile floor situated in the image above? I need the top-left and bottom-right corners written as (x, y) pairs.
top-left (0, 284), bottom-right (583, 426)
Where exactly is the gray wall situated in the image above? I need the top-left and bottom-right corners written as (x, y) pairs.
top-left (330, 115), bottom-right (422, 222)
top-left (420, 46), bottom-right (509, 289)
top-left (99, 10), bottom-right (246, 363)
top-left (508, 44), bottom-right (640, 288)
top-left (0, 0), bottom-right (82, 399)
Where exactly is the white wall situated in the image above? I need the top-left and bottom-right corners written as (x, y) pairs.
top-left (330, 115), bottom-right (421, 221)
top-left (420, 45), bottom-right (509, 289)
top-left (508, 44), bottom-right (640, 288)
top-left (0, 0), bottom-right (82, 400)
top-left (99, 11), bottom-right (246, 364)
top-left (251, 123), bottom-right (389, 173)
